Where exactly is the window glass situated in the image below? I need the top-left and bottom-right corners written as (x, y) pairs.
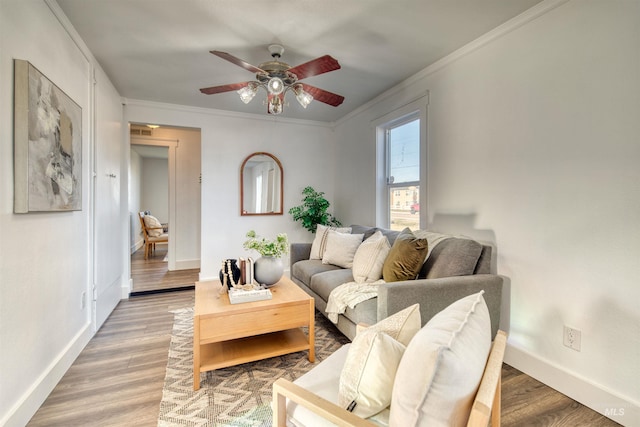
top-left (388, 120), bottom-right (419, 184)
top-left (386, 118), bottom-right (420, 231)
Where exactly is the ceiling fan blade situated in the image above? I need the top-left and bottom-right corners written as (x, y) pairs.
top-left (210, 50), bottom-right (266, 74)
top-left (199, 82), bottom-right (252, 95)
top-left (300, 84), bottom-right (345, 107)
top-left (288, 55), bottom-right (341, 80)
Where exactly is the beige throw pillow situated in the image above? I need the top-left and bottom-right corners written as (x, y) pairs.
top-left (352, 231), bottom-right (391, 283)
top-left (390, 291), bottom-right (492, 427)
top-left (309, 225), bottom-right (352, 260)
top-left (338, 304), bottom-right (421, 418)
top-left (144, 215), bottom-right (163, 237)
top-left (382, 228), bottom-right (429, 282)
top-left (321, 231), bottom-right (364, 269)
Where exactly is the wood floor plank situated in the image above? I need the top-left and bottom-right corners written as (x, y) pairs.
top-left (28, 279), bottom-right (620, 426)
top-left (131, 246), bottom-right (199, 293)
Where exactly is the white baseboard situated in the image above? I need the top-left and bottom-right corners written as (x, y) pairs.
top-left (1, 323), bottom-right (93, 427)
top-left (130, 239), bottom-right (143, 254)
top-left (505, 343), bottom-right (639, 426)
top-left (122, 278), bottom-right (133, 298)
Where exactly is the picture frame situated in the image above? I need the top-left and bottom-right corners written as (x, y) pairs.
top-left (14, 59), bottom-right (82, 213)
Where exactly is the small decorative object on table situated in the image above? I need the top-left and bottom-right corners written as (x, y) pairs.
top-left (228, 286), bottom-right (272, 304)
top-left (243, 230), bottom-right (289, 286)
top-left (219, 259), bottom-right (242, 290)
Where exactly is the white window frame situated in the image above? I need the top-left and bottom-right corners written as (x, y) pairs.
top-left (374, 93), bottom-right (428, 229)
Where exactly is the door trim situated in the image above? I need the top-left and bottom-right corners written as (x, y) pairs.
top-left (130, 136), bottom-right (178, 271)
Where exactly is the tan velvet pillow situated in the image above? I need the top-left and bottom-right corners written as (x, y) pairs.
top-left (382, 228), bottom-right (429, 282)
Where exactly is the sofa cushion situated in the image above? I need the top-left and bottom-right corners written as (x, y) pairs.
top-left (339, 331), bottom-right (405, 418)
top-left (310, 225), bottom-right (352, 260)
top-left (309, 269), bottom-right (356, 301)
top-left (352, 231), bottom-right (391, 283)
top-left (338, 304), bottom-right (421, 418)
top-left (292, 260), bottom-right (341, 285)
top-left (377, 228), bottom-right (401, 246)
top-left (390, 291), bottom-right (491, 427)
top-left (382, 228), bottom-right (429, 282)
top-left (418, 238), bottom-right (483, 279)
top-left (322, 231), bottom-right (364, 268)
top-left (349, 224), bottom-right (378, 240)
top-left (350, 225), bottom-right (401, 246)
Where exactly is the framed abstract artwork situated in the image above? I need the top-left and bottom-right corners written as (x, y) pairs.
top-left (14, 59), bottom-right (82, 213)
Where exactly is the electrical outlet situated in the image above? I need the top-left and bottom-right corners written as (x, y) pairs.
top-left (563, 326), bottom-right (581, 351)
top-left (81, 291), bottom-right (86, 310)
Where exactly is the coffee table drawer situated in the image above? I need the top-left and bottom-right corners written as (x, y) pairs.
top-left (199, 302), bottom-right (310, 343)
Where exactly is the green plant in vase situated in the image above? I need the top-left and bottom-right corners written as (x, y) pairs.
top-left (288, 186), bottom-right (341, 233)
top-left (243, 230), bottom-right (289, 286)
top-left (243, 230), bottom-right (289, 258)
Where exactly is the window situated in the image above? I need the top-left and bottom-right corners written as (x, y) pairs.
top-left (386, 116), bottom-right (420, 231)
top-left (375, 94), bottom-right (427, 231)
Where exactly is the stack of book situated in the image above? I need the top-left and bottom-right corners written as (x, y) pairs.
top-left (238, 257), bottom-right (254, 285)
top-left (225, 257), bottom-right (272, 304)
top-left (228, 287), bottom-right (272, 304)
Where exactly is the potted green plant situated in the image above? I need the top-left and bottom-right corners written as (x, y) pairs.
top-left (288, 186), bottom-right (342, 233)
top-left (243, 230), bottom-right (289, 286)
top-left (243, 230), bottom-right (289, 258)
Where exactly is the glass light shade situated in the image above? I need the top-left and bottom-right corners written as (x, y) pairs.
top-left (267, 77), bottom-right (284, 95)
top-left (295, 88), bottom-right (314, 108)
top-left (268, 97), bottom-right (283, 115)
top-left (237, 84), bottom-right (258, 104)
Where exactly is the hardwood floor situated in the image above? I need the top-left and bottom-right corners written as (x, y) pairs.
top-left (131, 245), bottom-right (200, 293)
top-left (28, 289), bottom-right (620, 426)
top-left (28, 290), bottom-right (195, 427)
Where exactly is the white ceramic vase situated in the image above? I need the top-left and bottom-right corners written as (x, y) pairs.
top-left (254, 256), bottom-right (284, 286)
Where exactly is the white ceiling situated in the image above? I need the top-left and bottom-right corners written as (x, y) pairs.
top-left (57, 0), bottom-right (542, 123)
top-left (131, 144), bottom-right (168, 159)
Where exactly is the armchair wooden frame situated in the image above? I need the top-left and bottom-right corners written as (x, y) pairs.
top-left (138, 211), bottom-right (168, 260)
top-left (273, 330), bottom-right (508, 427)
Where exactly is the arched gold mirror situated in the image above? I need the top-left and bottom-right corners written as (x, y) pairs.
top-left (241, 152), bottom-right (283, 215)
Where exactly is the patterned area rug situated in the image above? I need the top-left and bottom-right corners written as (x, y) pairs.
top-left (158, 307), bottom-right (349, 426)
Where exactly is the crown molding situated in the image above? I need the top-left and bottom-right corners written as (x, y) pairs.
top-left (122, 98), bottom-right (335, 129)
top-left (335, 0), bottom-right (570, 127)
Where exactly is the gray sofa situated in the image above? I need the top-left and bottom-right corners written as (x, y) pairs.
top-left (289, 225), bottom-right (503, 340)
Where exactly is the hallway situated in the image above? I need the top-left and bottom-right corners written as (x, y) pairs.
top-left (131, 245), bottom-right (199, 294)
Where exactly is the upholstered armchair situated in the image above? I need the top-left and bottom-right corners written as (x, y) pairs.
top-left (272, 292), bottom-right (507, 427)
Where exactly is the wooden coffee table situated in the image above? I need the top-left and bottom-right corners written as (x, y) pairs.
top-left (193, 276), bottom-right (315, 390)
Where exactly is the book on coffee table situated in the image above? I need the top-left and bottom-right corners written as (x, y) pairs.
top-left (228, 287), bottom-right (272, 304)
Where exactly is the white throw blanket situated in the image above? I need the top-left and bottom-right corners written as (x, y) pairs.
top-left (325, 280), bottom-right (384, 323)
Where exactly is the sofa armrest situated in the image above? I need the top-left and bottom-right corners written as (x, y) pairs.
top-left (377, 274), bottom-right (503, 339)
top-left (290, 243), bottom-right (312, 272)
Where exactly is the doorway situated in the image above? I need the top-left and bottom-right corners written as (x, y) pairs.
top-left (129, 124), bottom-right (201, 294)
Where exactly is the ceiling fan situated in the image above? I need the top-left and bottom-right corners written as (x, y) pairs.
top-left (200, 44), bottom-right (344, 115)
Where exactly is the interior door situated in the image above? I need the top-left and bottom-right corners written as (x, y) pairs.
top-left (93, 72), bottom-right (123, 330)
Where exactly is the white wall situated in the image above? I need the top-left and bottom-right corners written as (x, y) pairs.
top-left (0, 1), bottom-right (124, 425)
top-left (124, 101), bottom-right (336, 280)
top-left (141, 157), bottom-right (169, 222)
top-left (334, 0), bottom-right (639, 424)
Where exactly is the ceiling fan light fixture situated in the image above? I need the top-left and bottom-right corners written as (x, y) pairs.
top-left (237, 83), bottom-right (258, 104)
top-left (267, 77), bottom-right (284, 95)
top-left (268, 96), bottom-right (283, 115)
top-left (201, 46), bottom-right (343, 115)
top-left (294, 85), bottom-right (313, 108)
